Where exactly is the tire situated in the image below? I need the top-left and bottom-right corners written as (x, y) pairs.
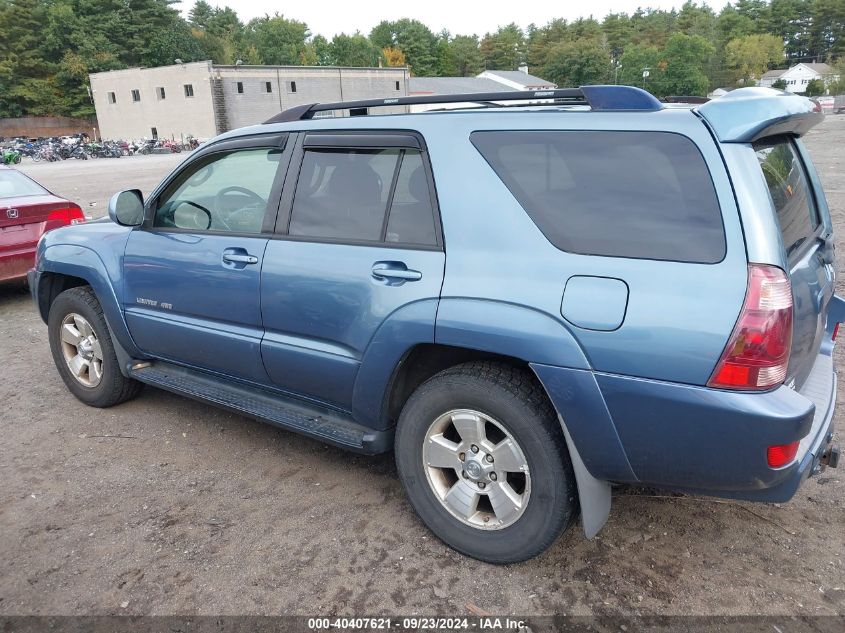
top-left (395, 361), bottom-right (578, 563)
top-left (48, 286), bottom-right (143, 408)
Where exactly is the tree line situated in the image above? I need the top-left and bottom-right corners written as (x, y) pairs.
top-left (1, 0), bottom-right (844, 119)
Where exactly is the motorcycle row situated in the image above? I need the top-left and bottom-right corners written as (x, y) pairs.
top-left (1, 135), bottom-right (201, 165)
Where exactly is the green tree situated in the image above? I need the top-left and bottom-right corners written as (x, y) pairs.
top-left (443, 35), bottom-right (483, 76)
top-left (810, 0), bottom-right (845, 58)
top-left (241, 14), bottom-right (309, 65)
top-left (772, 77), bottom-right (788, 88)
top-left (725, 33), bottom-right (784, 85)
top-left (804, 78), bottom-right (825, 95)
top-left (541, 37), bottom-right (612, 87)
top-left (480, 23), bottom-right (525, 70)
top-left (369, 19), bottom-right (437, 75)
top-left (329, 33), bottom-right (377, 67)
top-left (188, 0), bottom-right (213, 28)
top-left (146, 21), bottom-right (205, 67)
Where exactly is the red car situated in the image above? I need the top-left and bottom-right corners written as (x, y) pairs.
top-left (0, 165), bottom-right (85, 283)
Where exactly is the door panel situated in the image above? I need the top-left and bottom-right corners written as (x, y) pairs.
top-left (260, 241), bottom-right (445, 409)
top-left (124, 232), bottom-right (270, 383)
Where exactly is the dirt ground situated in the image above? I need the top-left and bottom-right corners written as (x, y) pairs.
top-left (1, 118), bottom-right (844, 617)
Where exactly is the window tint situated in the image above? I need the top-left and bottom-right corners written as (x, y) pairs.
top-left (471, 131), bottom-right (725, 263)
top-left (385, 151), bottom-right (437, 245)
top-left (754, 138), bottom-right (819, 258)
top-left (155, 148), bottom-right (282, 234)
top-left (289, 149), bottom-right (398, 241)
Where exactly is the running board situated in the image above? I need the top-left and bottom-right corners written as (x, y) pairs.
top-left (128, 362), bottom-right (392, 454)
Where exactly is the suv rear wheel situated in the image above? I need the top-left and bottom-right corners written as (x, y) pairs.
top-left (48, 287), bottom-right (142, 407)
top-left (395, 361), bottom-right (578, 563)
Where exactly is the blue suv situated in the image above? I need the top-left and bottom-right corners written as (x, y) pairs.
top-left (30, 86), bottom-right (842, 563)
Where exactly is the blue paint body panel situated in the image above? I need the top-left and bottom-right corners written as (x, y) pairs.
top-left (31, 85), bottom-right (841, 506)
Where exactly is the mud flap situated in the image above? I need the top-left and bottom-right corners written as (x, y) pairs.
top-left (559, 415), bottom-right (612, 538)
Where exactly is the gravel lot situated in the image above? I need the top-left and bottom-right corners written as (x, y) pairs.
top-left (1, 119), bottom-right (844, 617)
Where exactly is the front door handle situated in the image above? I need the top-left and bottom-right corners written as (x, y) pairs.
top-left (372, 262), bottom-right (422, 282)
top-left (223, 251), bottom-right (258, 264)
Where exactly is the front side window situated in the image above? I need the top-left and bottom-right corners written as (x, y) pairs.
top-left (154, 148), bottom-right (282, 234)
top-left (471, 130), bottom-right (725, 263)
top-left (288, 147), bottom-right (437, 246)
top-left (754, 138), bottom-right (820, 258)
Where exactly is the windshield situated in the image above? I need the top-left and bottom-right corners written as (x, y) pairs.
top-left (0, 169), bottom-right (48, 198)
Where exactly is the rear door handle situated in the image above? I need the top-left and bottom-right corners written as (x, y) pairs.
top-left (372, 263), bottom-right (422, 282)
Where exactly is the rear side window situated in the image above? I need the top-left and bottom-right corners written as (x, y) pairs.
top-left (289, 148), bottom-right (437, 246)
top-left (471, 131), bottom-right (725, 263)
top-left (0, 170), bottom-right (48, 197)
top-left (754, 138), bottom-right (820, 258)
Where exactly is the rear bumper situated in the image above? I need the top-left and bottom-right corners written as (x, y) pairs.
top-left (533, 345), bottom-right (838, 503)
top-left (0, 249), bottom-right (36, 282)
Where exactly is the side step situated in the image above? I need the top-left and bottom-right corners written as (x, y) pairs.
top-left (128, 362), bottom-right (392, 454)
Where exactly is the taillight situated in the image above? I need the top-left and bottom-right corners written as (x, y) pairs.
top-left (707, 264), bottom-right (793, 391)
top-left (833, 323), bottom-right (840, 342)
top-left (767, 441), bottom-right (799, 468)
top-left (44, 207), bottom-right (85, 232)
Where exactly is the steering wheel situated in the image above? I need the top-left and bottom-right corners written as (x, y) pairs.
top-left (158, 200), bottom-right (212, 230)
top-left (214, 186), bottom-right (266, 232)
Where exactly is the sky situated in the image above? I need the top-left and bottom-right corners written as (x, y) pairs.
top-left (176, 0), bottom-right (731, 39)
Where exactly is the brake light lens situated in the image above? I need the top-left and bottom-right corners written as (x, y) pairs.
top-left (44, 207), bottom-right (85, 232)
top-left (708, 264), bottom-right (793, 391)
top-left (834, 323), bottom-right (840, 342)
top-left (767, 441), bottom-right (799, 468)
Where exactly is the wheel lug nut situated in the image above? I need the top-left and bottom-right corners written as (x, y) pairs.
top-left (478, 481), bottom-right (486, 489)
top-left (470, 445), bottom-right (479, 453)
top-left (459, 452), bottom-right (466, 461)
top-left (485, 454), bottom-right (494, 463)
top-left (490, 472), bottom-right (497, 481)
top-left (461, 470), bottom-right (468, 478)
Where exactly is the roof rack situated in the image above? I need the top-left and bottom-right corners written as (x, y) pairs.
top-left (263, 85), bottom-right (663, 123)
top-left (662, 95), bottom-right (710, 104)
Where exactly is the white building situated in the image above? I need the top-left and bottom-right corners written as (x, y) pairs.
top-left (408, 68), bottom-right (556, 112)
top-left (759, 63), bottom-right (838, 94)
top-left (89, 61), bottom-right (409, 141)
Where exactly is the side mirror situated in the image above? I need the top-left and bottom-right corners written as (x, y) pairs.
top-left (108, 189), bottom-right (145, 227)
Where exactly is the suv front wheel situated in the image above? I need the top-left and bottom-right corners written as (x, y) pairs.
top-left (395, 361), bottom-right (578, 563)
top-left (48, 286), bottom-right (143, 408)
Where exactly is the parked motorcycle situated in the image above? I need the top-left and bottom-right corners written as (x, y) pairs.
top-left (2, 148), bottom-right (22, 165)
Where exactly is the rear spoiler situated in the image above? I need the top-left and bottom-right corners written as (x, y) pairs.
top-left (695, 87), bottom-right (823, 143)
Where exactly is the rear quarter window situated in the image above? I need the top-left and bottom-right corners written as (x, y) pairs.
top-left (753, 138), bottom-right (820, 258)
top-left (471, 130), bottom-right (726, 263)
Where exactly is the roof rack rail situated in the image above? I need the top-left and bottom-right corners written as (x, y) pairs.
top-left (662, 95), bottom-right (710, 104)
top-left (263, 85), bottom-right (663, 123)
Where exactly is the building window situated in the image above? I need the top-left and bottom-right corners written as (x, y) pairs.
top-left (184, 84), bottom-right (194, 97)
top-left (107, 92), bottom-right (116, 104)
top-left (395, 81), bottom-right (400, 91)
top-left (156, 86), bottom-right (166, 100)
top-left (266, 81), bottom-right (272, 93)
top-left (151, 127), bottom-right (158, 140)
top-left (237, 81), bottom-right (244, 94)
top-left (287, 81), bottom-right (296, 93)
top-left (131, 89), bottom-right (141, 102)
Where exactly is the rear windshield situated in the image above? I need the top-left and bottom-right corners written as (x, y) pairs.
top-left (0, 169), bottom-right (48, 198)
top-left (470, 130), bottom-right (725, 263)
top-left (753, 138), bottom-right (820, 258)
